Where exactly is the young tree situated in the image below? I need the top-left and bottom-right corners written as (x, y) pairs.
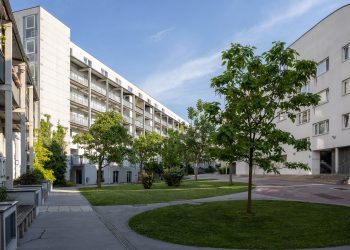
top-left (204, 42), bottom-right (320, 214)
top-left (186, 99), bottom-right (216, 180)
top-left (73, 112), bottom-right (131, 188)
top-left (161, 130), bottom-right (186, 169)
top-left (133, 131), bottom-right (162, 173)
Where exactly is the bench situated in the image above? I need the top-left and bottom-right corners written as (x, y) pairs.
top-left (16, 205), bottom-right (35, 239)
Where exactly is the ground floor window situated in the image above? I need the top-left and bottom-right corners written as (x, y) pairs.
top-left (127, 171), bottom-right (132, 183)
top-left (97, 170), bottom-right (104, 183)
top-left (113, 171), bottom-right (119, 183)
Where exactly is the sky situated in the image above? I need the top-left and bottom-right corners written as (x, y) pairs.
top-left (10, 0), bottom-right (350, 120)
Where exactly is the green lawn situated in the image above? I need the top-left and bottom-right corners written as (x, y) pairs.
top-left (80, 180), bottom-right (248, 206)
top-left (129, 200), bottom-right (350, 249)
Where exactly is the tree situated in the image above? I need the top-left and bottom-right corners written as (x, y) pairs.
top-left (186, 99), bottom-right (216, 180)
top-left (73, 112), bottom-right (132, 188)
top-left (204, 42), bottom-right (320, 214)
top-left (133, 132), bottom-right (162, 173)
top-left (161, 130), bottom-right (186, 169)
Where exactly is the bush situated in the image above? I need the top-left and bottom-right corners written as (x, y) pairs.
top-left (218, 167), bottom-right (228, 175)
top-left (144, 162), bottom-right (163, 176)
top-left (141, 172), bottom-right (153, 189)
top-left (204, 165), bottom-right (216, 173)
top-left (163, 167), bottom-right (184, 187)
top-left (0, 186), bottom-right (7, 202)
top-left (184, 165), bottom-right (194, 175)
top-left (14, 169), bottom-right (44, 185)
top-left (54, 180), bottom-right (75, 187)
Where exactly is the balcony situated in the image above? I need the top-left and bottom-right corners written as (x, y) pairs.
top-left (71, 155), bottom-right (89, 165)
top-left (154, 117), bottom-right (161, 123)
top-left (70, 93), bottom-right (88, 106)
top-left (145, 111), bottom-right (153, 119)
top-left (70, 71), bottom-right (88, 87)
top-left (91, 102), bottom-right (106, 112)
top-left (135, 119), bottom-right (143, 128)
top-left (135, 106), bottom-right (143, 114)
top-left (123, 115), bottom-right (133, 124)
top-left (70, 113), bottom-right (88, 127)
top-left (109, 92), bottom-right (121, 103)
top-left (123, 100), bottom-right (132, 109)
top-left (91, 82), bottom-right (106, 96)
top-left (145, 124), bottom-right (152, 131)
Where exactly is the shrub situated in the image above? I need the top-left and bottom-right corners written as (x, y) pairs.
top-left (218, 167), bottom-right (228, 175)
top-left (14, 169), bottom-right (44, 185)
top-left (144, 162), bottom-right (163, 176)
top-left (163, 167), bottom-right (184, 187)
top-left (141, 172), bottom-right (153, 189)
top-left (54, 180), bottom-right (75, 187)
top-left (184, 164), bottom-right (194, 175)
top-left (0, 186), bottom-right (7, 202)
top-left (204, 165), bottom-right (216, 173)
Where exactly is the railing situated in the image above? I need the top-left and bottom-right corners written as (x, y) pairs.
top-left (154, 117), bottom-right (161, 123)
top-left (109, 92), bottom-right (121, 103)
top-left (123, 115), bottom-right (133, 124)
top-left (145, 111), bottom-right (153, 119)
top-left (135, 119), bottom-right (143, 128)
top-left (70, 113), bottom-right (88, 126)
top-left (145, 124), bottom-right (153, 131)
top-left (123, 100), bottom-right (132, 109)
top-left (91, 81), bottom-right (106, 95)
top-left (91, 102), bottom-right (106, 112)
top-left (70, 93), bottom-right (88, 106)
top-left (70, 71), bottom-right (88, 87)
top-left (71, 155), bottom-right (90, 165)
top-left (135, 106), bottom-right (143, 114)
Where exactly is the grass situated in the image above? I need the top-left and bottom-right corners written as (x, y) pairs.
top-left (80, 180), bottom-right (248, 206)
top-left (129, 200), bottom-right (350, 249)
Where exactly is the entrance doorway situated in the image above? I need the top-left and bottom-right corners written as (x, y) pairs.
top-left (127, 171), bottom-right (132, 183)
top-left (76, 169), bottom-right (82, 184)
top-left (113, 171), bottom-right (119, 183)
top-left (320, 151), bottom-right (333, 174)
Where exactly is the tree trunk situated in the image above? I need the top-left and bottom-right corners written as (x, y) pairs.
top-left (246, 148), bottom-right (253, 214)
top-left (194, 161), bottom-right (199, 181)
top-left (97, 162), bottom-right (102, 188)
top-left (229, 162), bottom-right (233, 184)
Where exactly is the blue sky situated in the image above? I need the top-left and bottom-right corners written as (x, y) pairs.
top-left (10, 0), bottom-right (350, 120)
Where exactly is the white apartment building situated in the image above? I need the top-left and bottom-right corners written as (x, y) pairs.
top-left (237, 4), bottom-right (350, 176)
top-left (0, 0), bottom-right (37, 188)
top-left (14, 7), bottom-right (187, 185)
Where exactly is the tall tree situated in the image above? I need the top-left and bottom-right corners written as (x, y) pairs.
top-left (204, 42), bottom-right (320, 214)
top-left (133, 131), bottom-right (162, 173)
top-left (73, 112), bottom-right (131, 188)
top-left (186, 99), bottom-right (216, 180)
top-left (161, 130), bottom-right (186, 169)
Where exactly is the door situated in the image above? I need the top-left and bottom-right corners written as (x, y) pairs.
top-left (320, 151), bottom-right (333, 174)
top-left (127, 171), bottom-right (132, 183)
top-left (113, 171), bottom-right (119, 183)
top-left (76, 169), bottom-right (82, 184)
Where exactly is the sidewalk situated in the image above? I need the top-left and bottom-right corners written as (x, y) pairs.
top-left (18, 187), bottom-right (127, 250)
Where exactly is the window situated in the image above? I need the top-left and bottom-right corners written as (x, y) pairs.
top-left (128, 86), bottom-right (133, 93)
top-left (25, 40), bottom-right (35, 54)
top-left (343, 44), bottom-right (350, 61)
top-left (313, 120), bottom-right (329, 136)
top-left (317, 58), bottom-right (329, 76)
top-left (101, 68), bottom-right (108, 77)
top-left (317, 89), bottom-right (329, 104)
top-left (139, 93), bottom-right (143, 99)
top-left (297, 110), bottom-right (310, 125)
top-left (127, 171), bottom-right (132, 183)
top-left (343, 113), bottom-right (350, 129)
top-left (113, 171), bottom-right (119, 183)
top-left (278, 112), bottom-right (287, 122)
top-left (25, 15), bottom-right (35, 29)
top-left (83, 57), bottom-right (92, 67)
top-left (115, 77), bottom-right (122, 85)
top-left (342, 78), bottom-right (350, 95)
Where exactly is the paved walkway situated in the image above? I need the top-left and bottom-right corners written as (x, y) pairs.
top-left (18, 187), bottom-right (126, 250)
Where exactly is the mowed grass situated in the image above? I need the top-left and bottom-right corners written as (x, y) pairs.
top-left (129, 200), bottom-right (350, 249)
top-left (80, 180), bottom-right (248, 206)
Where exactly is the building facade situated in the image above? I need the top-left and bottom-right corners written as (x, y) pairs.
top-left (236, 4), bottom-right (350, 176)
top-left (14, 7), bottom-right (187, 185)
top-left (0, 0), bottom-right (38, 188)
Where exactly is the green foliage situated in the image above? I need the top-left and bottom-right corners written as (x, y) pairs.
top-left (73, 112), bottom-right (132, 187)
top-left (218, 167), bottom-right (227, 175)
top-left (141, 172), bottom-right (154, 189)
top-left (204, 41), bottom-right (320, 213)
top-left (161, 130), bottom-right (187, 169)
top-left (0, 186), bottom-right (7, 202)
top-left (14, 169), bottom-right (44, 185)
top-left (144, 161), bottom-right (163, 177)
top-left (133, 132), bottom-right (162, 173)
top-left (186, 100), bottom-right (216, 179)
top-left (162, 167), bottom-right (184, 187)
top-left (33, 114), bottom-right (67, 184)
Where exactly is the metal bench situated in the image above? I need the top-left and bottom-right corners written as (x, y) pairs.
top-left (16, 205), bottom-right (35, 239)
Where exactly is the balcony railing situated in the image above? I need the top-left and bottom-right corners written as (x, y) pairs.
top-left (145, 111), bottom-right (153, 119)
top-left (135, 119), bottom-right (143, 128)
top-left (135, 106), bottom-right (143, 114)
top-left (154, 117), bottom-right (161, 123)
top-left (91, 102), bottom-right (106, 112)
top-left (70, 113), bottom-right (88, 127)
top-left (91, 82), bottom-right (106, 95)
top-left (145, 124), bottom-right (152, 131)
top-left (70, 71), bottom-right (88, 87)
top-left (123, 100), bottom-right (132, 109)
top-left (109, 92), bottom-right (121, 103)
top-left (71, 155), bottom-right (90, 165)
top-left (123, 115), bottom-right (133, 124)
top-left (70, 93), bottom-right (88, 106)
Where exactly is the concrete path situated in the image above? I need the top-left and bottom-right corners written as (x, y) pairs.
top-left (18, 187), bottom-right (127, 250)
